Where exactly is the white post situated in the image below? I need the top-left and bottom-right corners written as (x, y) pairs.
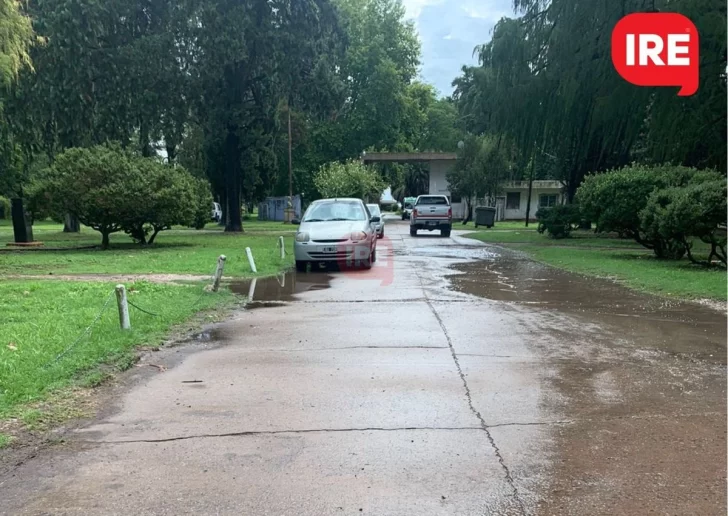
top-left (247, 278), bottom-right (257, 301)
top-left (115, 284), bottom-right (131, 330)
top-left (278, 236), bottom-right (285, 259)
top-left (245, 247), bottom-right (257, 273)
top-left (212, 255), bottom-right (226, 292)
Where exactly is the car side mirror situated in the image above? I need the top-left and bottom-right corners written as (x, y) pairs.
top-left (370, 216), bottom-right (381, 223)
top-left (291, 218), bottom-right (300, 225)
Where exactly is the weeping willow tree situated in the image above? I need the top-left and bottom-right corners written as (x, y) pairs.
top-left (0, 0), bottom-right (34, 86)
top-left (453, 0), bottom-right (727, 200)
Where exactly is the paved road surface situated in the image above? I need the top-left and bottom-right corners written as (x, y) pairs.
top-left (2, 219), bottom-right (725, 515)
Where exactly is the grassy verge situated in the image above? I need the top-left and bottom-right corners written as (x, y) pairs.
top-left (465, 229), bottom-right (726, 301)
top-left (0, 219), bottom-right (295, 437)
top-left (0, 280), bottom-right (237, 422)
top-left (0, 221), bottom-right (294, 277)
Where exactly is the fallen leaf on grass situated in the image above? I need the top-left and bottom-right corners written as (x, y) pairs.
top-left (7, 342), bottom-right (17, 351)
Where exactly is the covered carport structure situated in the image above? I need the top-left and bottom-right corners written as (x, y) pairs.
top-left (360, 152), bottom-right (463, 219)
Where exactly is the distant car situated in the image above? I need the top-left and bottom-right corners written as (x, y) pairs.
top-left (366, 203), bottom-right (384, 238)
top-left (410, 195), bottom-right (452, 237)
top-left (293, 198), bottom-right (379, 271)
top-left (401, 197), bottom-right (416, 220)
top-left (211, 202), bottom-right (222, 222)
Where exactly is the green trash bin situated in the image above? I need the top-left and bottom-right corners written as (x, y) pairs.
top-left (474, 206), bottom-right (496, 228)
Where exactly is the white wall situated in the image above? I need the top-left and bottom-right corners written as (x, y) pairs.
top-left (501, 188), bottom-right (563, 220)
top-left (428, 160), bottom-right (465, 218)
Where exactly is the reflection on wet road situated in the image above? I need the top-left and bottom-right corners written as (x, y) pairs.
top-left (2, 219), bottom-right (725, 515)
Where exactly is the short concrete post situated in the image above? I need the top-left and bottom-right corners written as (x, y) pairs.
top-left (245, 247), bottom-right (257, 273)
top-left (247, 278), bottom-right (257, 301)
top-left (212, 255), bottom-right (226, 292)
top-left (115, 284), bottom-right (131, 330)
top-left (278, 236), bottom-right (285, 259)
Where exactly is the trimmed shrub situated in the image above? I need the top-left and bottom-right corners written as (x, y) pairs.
top-left (576, 164), bottom-right (724, 258)
top-left (536, 204), bottom-right (581, 239)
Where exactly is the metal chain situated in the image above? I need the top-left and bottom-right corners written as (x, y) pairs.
top-left (127, 299), bottom-right (160, 317)
top-left (43, 290), bottom-right (115, 369)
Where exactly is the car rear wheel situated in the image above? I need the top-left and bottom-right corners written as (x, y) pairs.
top-left (295, 260), bottom-right (308, 273)
top-left (442, 229), bottom-right (451, 238)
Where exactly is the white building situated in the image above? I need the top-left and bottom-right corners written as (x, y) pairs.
top-left (362, 152), bottom-right (565, 221)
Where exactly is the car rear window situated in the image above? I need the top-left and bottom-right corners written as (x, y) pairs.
top-left (416, 196), bottom-right (448, 205)
top-left (367, 205), bottom-right (381, 216)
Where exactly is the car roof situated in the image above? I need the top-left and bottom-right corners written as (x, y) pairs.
top-left (312, 198), bottom-right (364, 203)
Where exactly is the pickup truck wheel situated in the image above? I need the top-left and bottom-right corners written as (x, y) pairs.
top-left (295, 260), bottom-right (308, 273)
top-left (409, 227), bottom-right (417, 237)
top-left (442, 229), bottom-right (451, 238)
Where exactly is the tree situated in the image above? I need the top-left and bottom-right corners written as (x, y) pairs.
top-left (123, 160), bottom-right (208, 244)
top-left (447, 134), bottom-right (514, 222)
top-left (0, 0), bottom-right (34, 86)
top-left (314, 160), bottom-right (386, 201)
top-left (453, 0), bottom-right (726, 198)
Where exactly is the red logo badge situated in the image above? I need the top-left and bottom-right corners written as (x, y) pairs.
top-left (611, 13), bottom-right (699, 96)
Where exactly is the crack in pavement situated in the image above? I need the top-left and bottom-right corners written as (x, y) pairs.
top-left (79, 426), bottom-right (484, 445)
top-left (416, 273), bottom-right (528, 516)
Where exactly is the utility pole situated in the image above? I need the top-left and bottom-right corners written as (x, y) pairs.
top-left (524, 142), bottom-right (537, 227)
top-left (287, 105), bottom-right (293, 222)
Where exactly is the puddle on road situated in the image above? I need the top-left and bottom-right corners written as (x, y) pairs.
top-left (229, 271), bottom-right (332, 307)
top-left (449, 255), bottom-right (727, 362)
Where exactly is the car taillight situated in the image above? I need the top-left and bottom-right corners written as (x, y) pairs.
top-left (412, 208), bottom-right (418, 217)
top-left (448, 207), bottom-right (452, 219)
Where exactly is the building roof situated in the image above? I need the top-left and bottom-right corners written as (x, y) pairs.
top-left (361, 152), bottom-right (457, 163)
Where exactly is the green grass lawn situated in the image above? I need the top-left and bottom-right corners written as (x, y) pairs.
top-left (0, 280), bottom-right (236, 421)
top-left (465, 229), bottom-right (726, 301)
top-left (0, 220), bottom-right (294, 277)
top-left (0, 218), bottom-right (295, 432)
top-left (465, 226), bottom-right (644, 248)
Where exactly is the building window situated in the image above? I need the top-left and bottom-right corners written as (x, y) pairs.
top-left (506, 192), bottom-right (520, 210)
top-left (539, 194), bottom-right (558, 208)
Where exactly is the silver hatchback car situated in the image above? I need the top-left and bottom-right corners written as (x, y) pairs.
top-left (293, 198), bottom-right (380, 271)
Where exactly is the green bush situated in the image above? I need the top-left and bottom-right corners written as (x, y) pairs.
top-left (536, 204), bottom-right (581, 239)
top-left (640, 180), bottom-right (726, 266)
top-left (576, 164), bottom-right (724, 258)
top-left (39, 144), bottom-right (213, 248)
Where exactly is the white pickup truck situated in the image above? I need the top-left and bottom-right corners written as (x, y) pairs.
top-left (409, 195), bottom-right (452, 237)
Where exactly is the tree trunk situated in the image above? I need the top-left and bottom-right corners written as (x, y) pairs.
top-left (101, 231), bottom-right (110, 249)
top-left (63, 213), bottom-right (80, 233)
top-left (166, 144), bottom-right (176, 163)
top-left (224, 126), bottom-right (243, 232)
top-left (525, 152), bottom-right (536, 227)
top-left (11, 198), bottom-right (33, 243)
top-left (148, 227), bottom-right (162, 245)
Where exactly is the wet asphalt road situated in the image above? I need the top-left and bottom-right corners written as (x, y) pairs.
top-left (1, 219), bottom-right (726, 515)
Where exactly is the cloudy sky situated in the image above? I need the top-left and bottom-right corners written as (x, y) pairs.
top-left (402, 0), bottom-right (514, 96)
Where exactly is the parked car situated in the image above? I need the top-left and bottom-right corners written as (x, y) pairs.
top-left (211, 202), bottom-right (223, 222)
top-left (366, 203), bottom-right (385, 238)
top-left (293, 198), bottom-right (379, 271)
top-left (401, 197), bottom-right (416, 220)
top-left (410, 195), bottom-right (452, 237)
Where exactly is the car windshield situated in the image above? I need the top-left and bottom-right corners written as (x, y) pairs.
top-left (404, 203), bottom-right (414, 209)
top-left (303, 201), bottom-right (367, 222)
top-left (416, 197), bottom-right (448, 205)
top-left (366, 205), bottom-right (381, 216)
